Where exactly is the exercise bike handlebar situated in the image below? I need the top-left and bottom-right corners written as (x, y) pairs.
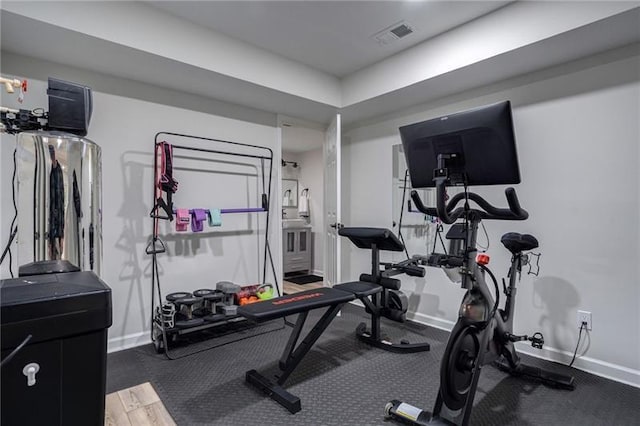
top-left (411, 181), bottom-right (528, 224)
top-left (382, 259), bottom-right (426, 278)
top-left (395, 262), bottom-right (426, 278)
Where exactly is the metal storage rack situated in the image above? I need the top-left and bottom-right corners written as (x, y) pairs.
top-left (147, 131), bottom-right (282, 359)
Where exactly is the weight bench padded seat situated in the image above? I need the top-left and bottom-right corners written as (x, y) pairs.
top-left (237, 287), bottom-right (355, 322)
top-left (236, 286), bottom-right (358, 414)
top-left (338, 227), bottom-right (404, 252)
top-left (334, 281), bottom-right (382, 297)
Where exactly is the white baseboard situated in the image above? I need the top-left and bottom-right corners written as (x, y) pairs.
top-left (107, 307), bottom-right (640, 388)
top-left (407, 310), bottom-right (457, 333)
top-left (312, 269), bottom-right (323, 277)
top-left (405, 310), bottom-right (640, 388)
top-left (108, 331), bottom-right (150, 353)
top-left (515, 343), bottom-right (640, 388)
top-left (348, 302), bottom-right (457, 332)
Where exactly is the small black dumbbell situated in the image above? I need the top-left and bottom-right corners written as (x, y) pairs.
top-left (166, 292), bottom-right (191, 303)
top-left (173, 296), bottom-right (205, 329)
top-left (193, 289), bottom-right (224, 320)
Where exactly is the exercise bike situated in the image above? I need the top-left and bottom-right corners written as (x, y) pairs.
top-left (384, 169), bottom-right (575, 425)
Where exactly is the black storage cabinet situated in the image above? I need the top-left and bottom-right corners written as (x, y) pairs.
top-left (1, 271), bottom-right (112, 426)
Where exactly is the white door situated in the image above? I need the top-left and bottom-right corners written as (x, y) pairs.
top-left (324, 114), bottom-right (341, 287)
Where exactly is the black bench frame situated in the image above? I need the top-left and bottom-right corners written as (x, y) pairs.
top-left (238, 288), bottom-right (354, 413)
top-left (238, 227), bottom-right (432, 413)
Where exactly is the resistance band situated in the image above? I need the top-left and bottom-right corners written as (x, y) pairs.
top-left (154, 142), bottom-right (179, 221)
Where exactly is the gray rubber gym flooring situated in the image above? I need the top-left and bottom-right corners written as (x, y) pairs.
top-left (107, 304), bottom-right (639, 425)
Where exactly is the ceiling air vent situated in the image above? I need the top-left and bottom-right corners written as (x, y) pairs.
top-left (372, 21), bottom-right (415, 45)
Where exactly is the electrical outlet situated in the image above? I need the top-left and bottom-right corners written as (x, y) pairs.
top-left (577, 310), bottom-right (592, 330)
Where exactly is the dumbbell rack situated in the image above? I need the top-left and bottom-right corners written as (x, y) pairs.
top-left (147, 131), bottom-right (283, 360)
top-left (151, 285), bottom-right (232, 353)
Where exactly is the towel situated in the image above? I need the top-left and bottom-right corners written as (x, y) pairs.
top-left (283, 190), bottom-right (292, 207)
top-left (298, 194), bottom-right (309, 218)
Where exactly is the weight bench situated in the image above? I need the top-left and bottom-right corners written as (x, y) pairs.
top-left (237, 285), bottom-right (379, 413)
top-left (335, 227), bottom-right (431, 353)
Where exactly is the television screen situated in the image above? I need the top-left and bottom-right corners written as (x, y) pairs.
top-left (400, 101), bottom-right (520, 188)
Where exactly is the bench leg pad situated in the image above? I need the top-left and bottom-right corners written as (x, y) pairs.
top-left (245, 369), bottom-right (301, 414)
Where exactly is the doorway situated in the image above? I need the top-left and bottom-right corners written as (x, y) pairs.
top-left (279, 116), bottom-right (326, 294)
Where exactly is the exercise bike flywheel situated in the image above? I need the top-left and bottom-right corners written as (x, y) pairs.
top-left (440, 325), bottom-right (481, 410)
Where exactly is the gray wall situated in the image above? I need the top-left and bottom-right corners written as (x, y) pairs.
top-left (0, 52), bottom-right (282, 351)
top-left (342, 45), bottom-right (640, 385)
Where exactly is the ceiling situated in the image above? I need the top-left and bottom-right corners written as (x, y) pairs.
top-left (149, 1), bottom-right (512, 77)
top-left (282, 124), bottom-right (325, 152)
top-left (1, 1), bottom-right (638, 142)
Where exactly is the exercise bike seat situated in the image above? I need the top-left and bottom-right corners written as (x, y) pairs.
top-left (501, 232), bottom-right (539, 254)
top-left (334, 281), bottom-right (383, 297)
top-left (339, 227), bottom-right (404, 252)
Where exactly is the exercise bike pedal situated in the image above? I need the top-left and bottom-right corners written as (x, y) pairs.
top-left (528, 332), bottom-right (544, 349)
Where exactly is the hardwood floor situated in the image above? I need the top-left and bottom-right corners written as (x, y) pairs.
top-left (105, 382), bottom-right (175, 426)
top-left (283, 279), bottom-right (324, 294)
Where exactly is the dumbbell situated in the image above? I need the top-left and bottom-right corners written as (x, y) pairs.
top-left (193, 289), bottom-right (224, 319)
top-left (166, 292), bottom-right (205, 328)
top-left (166, 292), bottom-right (191, 303)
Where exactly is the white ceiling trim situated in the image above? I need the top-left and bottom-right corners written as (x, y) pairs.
top-left (342, 9), bottom-right (640, 126)
top-left (342, 1), bottom-right (640, 106)
top-left (1, 1), bottom-right (639, 126)
top-left (0, 1), bottom-right (342, 107)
